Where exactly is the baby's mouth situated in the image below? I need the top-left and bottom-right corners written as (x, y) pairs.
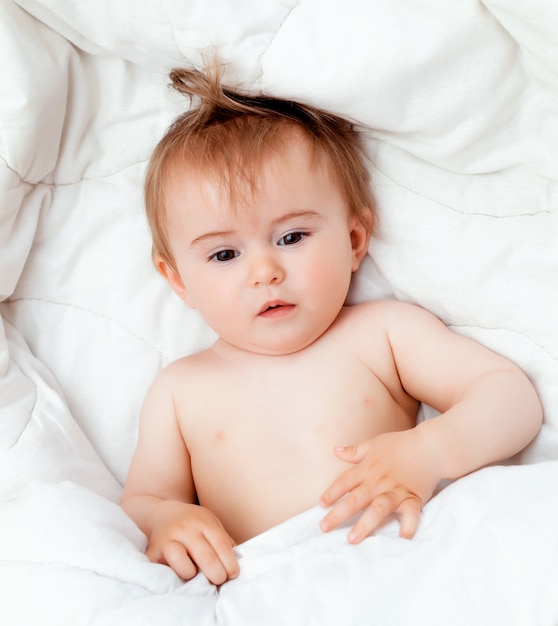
top-left (258, 301), bottom-right (295, 318)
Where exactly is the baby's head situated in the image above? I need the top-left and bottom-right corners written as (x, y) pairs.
top-left (144, 63), bottom-right (376, 354)
top-left (145, 63), bottom-right (376, 271)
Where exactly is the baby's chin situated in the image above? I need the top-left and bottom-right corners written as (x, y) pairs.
top-left (216, 333), bottom-right (325, 358)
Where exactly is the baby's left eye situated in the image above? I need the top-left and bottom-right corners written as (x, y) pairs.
top-left (210, 249), bottom-right (239, 262)
top-left (278, 231), bottom-right (307, 246)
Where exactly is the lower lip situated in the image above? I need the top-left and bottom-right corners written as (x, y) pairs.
top-left (259, 305), bottom-right (295, 319)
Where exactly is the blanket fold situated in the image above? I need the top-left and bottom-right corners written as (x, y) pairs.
top-left (2, 0), bottom-right (558, 623)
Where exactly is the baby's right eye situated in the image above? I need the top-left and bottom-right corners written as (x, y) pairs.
top-left (210, 249), bottom-right (239, 263)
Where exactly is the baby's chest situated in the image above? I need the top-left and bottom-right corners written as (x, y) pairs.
top-left (184, 361), bottom-right (407, 460)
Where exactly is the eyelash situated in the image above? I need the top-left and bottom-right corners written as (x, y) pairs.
top-left (278, 231), bottom-right (308, 246)
top-left (209, 249), bottom-right (239, 263)
top-left (208, 231), bottom-right (310, 263)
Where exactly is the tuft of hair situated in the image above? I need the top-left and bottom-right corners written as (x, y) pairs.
top-left (145, 60), bottom-right (376, 268)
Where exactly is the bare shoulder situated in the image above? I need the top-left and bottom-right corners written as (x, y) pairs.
top-left (340, 299), bottom-right (443, 330)
top-left (162, 348), bottom-right (215, 375)
top-left (336, 301), bottom-right (455, 366)
top-left (146, 348), bottom-right (218, 399)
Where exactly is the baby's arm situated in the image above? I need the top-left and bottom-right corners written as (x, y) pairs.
top-left (321, 301), bottom-right (543, 541)
top-left (121, 366), bottom-right (239, 585)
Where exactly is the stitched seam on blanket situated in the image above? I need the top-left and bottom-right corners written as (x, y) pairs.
top-left (5, 297), bottom-right (167, 360)
top-left (0, 557), bottom-right (175, 594)
top-left (374, 165), bottom-right (557, 217)
top-left (1, 157), bottom-right (149, 187)
top-left (448, 324), bottom-right (557, 363)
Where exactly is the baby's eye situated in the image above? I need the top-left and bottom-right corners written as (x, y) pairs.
top-left (278, 231), bottom-right (307, 246)
top-left (210, 249), bottom-right (239, 262)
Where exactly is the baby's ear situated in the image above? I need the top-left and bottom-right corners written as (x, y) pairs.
top-left (155, 256), bottom-right (192, 306)
top-left (349, 214), bottom-right (371, 272)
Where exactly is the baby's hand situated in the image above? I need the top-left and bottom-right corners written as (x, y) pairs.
top-left (145, 500), bottom-right (239, 585)
top-left (319, 428), bottom-right (441, 543)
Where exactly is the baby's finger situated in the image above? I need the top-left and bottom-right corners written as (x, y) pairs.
top-left (346, 492), bottom-right (399, 544)
top-left (189, 536), bottom-right (236, 586)
top-left (320, 485), bottom-right (369, 533)
top-left (205, 530), bottom-right (240, 581)
top-left (397, 496), bottom-right (422, 539)
top-left (160, 540), bottom-right (198, 581)
top-left (319, 467), bottom-right (362, 508)
top-left (332, 443), bottom-right (367, 464)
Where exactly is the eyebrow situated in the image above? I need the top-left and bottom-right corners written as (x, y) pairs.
top-left (189, 211), bottom-right (322, 248)
top-left (273, 210), bottom-right (322, 226)
top-left (189, 230), bottom-right (235, 248)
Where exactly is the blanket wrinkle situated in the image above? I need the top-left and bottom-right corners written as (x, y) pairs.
top-left (0, 558), bottom-right (175, 594)
top-left (447, 324), bottom-right (556, 358)
top-left (0, 156), bottom-right (21, 180)
top-left (4, 297), bottom-right (166, 358)
top-left (2, 0), bottom-right (558, 623)
top-left (261, 0), bottom-right (300, 60)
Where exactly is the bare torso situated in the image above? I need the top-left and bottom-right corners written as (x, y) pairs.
top-left (170, 304), bottom-right (418, 543)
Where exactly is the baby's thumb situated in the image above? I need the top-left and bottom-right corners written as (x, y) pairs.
top-left (333, 443), bottom-right (366, 463)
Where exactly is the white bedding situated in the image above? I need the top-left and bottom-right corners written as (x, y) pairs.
top-left (1, 0), bottom-right (557, 624)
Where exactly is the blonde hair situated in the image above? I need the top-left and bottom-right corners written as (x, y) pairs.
top-left (145, 63), bottom-right (376, 268)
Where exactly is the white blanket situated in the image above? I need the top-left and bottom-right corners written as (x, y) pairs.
top-left (1, 0), bottom-right (557, 624)
top-left (3, 464), bottom-right (558, 625)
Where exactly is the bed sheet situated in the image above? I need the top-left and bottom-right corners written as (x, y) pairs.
top-left (1, 0), bottom-right (557, 624)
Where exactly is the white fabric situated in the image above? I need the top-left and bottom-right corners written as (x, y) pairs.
top-left (1, 0), bottom-right (557, 623)
top-left (2, 464), bottom-right (558, 625)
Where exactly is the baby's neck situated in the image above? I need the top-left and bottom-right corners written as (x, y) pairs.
top-left (210, 338), bottom-right (305, 364)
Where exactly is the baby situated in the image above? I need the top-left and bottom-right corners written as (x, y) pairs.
top-left (121, 64), bottom-right (542, 586)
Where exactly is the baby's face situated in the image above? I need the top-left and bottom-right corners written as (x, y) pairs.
top-left (161, 137), bottom-right (369, 355)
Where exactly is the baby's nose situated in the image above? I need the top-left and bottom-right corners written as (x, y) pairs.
top-left (249, 251), bottom-right (285, 286)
